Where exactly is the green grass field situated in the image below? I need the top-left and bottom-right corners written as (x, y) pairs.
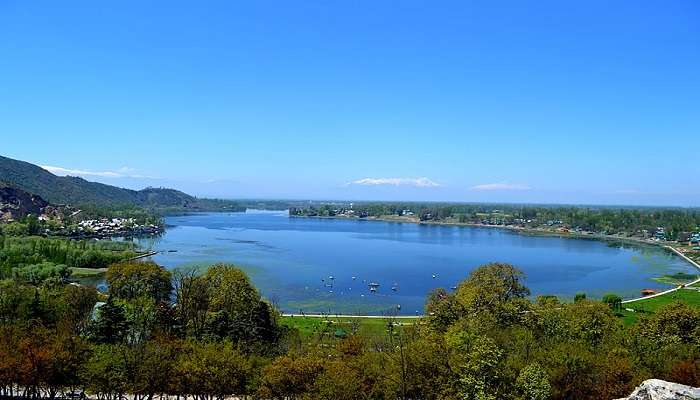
top-left (280, 315), bottom-right (419, 340)
top-left (619, 288), bottom-right (700, 325)
top-left (69, 267), bottom-right (108, 278)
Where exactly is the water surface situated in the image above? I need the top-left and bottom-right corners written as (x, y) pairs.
top-left (136, 211), bottom-right (697, 315)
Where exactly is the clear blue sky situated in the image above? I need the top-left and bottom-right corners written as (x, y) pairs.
top-left (1, 1), bottom-right (698, 205)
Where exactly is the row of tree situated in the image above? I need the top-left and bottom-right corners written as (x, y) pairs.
top-left (291, 203), bottom-right (700, 239)
top-left (0, 235), bottom-right (137, 280)
top-left (0, 235), bottom-right (137, 279)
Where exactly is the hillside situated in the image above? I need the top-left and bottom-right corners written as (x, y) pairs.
top-left (0, 183), bottom-right (52, 220)
top-left (0, 155), bottom-right (242, 210)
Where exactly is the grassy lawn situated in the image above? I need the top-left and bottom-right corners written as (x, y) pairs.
top-left (69, 267), bottom-right (108, 278)
top-left (618, 288), bottom-right (700, 325)
top-left (280, 315), bottom-right (419, 340)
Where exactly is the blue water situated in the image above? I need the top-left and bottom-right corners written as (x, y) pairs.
top-left (135, 211), bottom-right (698, 315)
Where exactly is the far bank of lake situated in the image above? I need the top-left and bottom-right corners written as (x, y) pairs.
top-left (136, 211), bottom-right (699, 315)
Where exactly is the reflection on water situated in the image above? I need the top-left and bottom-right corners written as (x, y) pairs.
top-left (131, 211), bottom-right (698, 315)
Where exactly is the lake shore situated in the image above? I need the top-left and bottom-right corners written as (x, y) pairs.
top-left (289, 213), bottom-right (672, 249)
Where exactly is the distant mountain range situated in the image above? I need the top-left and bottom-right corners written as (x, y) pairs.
top-left (0, 155), bottom-right (243, 211)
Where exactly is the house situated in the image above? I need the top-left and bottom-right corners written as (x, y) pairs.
top-left (677, 232), bottom-right (692, 243)
top-left (690, 233), bottom-right (700, 244)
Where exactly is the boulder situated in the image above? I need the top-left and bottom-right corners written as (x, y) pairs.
top-left (616, 379), bottom-right (699, 400)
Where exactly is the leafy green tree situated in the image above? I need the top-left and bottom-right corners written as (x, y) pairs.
top-left (257, 355), bottom-right (324, 399)
top-left (88, 297), bottom-right (130, 344)
top-left (12, 262), bottom-right (69, 285)
top-left (24, 215), bottom-right (41, 236)
top-left (602, 294), bottom-right (622, 312)
top-left (81, 344), bottom-right (129, 400)
top-left (173, 267), bottom-right (210, 337)
top-left (516, 363), bottom-right (551, 400)
top-left (202, 264), bottom-right (280, 347)
top-left (446, 330), bottom-right (505, 400)
top-left (106, 261), bottom-right (172, 304)
top-left (0, 280), bottom-right (34, 322)
top-left (564, 301), bottom-right (620, 346)
top-left (61, 284), bottom-right (98, 335)
top-left (636, 301), bottom-right (700, 345)
top-left (454, 263), bottom-right (531, 325)
top-left (425, 288), bottom-right (464, 332)
top-left (174, 340), bottom-right (253, 399)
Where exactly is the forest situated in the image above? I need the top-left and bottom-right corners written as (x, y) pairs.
top-left (0, 234), bottom-right (137, 281)
top-left (1, 254), bottom-right (698, 399)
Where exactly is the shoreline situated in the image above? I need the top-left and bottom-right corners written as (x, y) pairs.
top-left (622, 246), bottom-right (700, 304)
top-left (282, 313), bottom-right (419, 319)
top-left (290, 214), bottom-right (672, 249)
top-left (290, 214), bottom-right (700, 298)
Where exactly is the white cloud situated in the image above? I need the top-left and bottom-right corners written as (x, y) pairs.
top-left (348, 177), bottom-right (442, 188)
top-left (471, 182), bottom-right (531, 191)
top-left (41, 165), bottom-right (157, 179)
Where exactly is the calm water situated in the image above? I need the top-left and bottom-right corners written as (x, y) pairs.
top-left (135, 211), bottom-right (698, 315)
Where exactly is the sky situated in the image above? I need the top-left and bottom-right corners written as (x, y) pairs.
top-left (1, 1), bottom-right (698, 206)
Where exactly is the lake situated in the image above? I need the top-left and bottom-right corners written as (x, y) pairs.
top-left (135, 210), bottom-right (698, 315)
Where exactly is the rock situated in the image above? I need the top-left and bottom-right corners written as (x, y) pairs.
top-left (0, 185), bottom-right (50, 220)
top-left (616, 379), bottom-right (700, 400)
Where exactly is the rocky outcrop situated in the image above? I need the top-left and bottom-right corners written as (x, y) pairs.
top-left (616, 379), bottom-right (699, 400)
top-left (0, 184), bottom-right (50, 220)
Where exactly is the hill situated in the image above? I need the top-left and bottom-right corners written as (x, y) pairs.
top-left (0, 183), bottom-right (52, 220)
top-left (0, 155), bottom-right (242, 210)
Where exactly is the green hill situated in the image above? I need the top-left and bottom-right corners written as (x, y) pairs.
top-left (0, 155), bottom-right (241, 210)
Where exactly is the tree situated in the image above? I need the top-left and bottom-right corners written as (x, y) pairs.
top-left (425, 288), bottom-right (464, 332)
top-left (173, 267), bottom-right (210, 338)
top-left (454, 263), bottom-right (531, 325)
top-left (130, 337), bottom-right (180, 400)
top-left (602, 294), bottom-right (622, 312)
top-left (446, 331), bottom-right (505, 400)
top-left (516, 363), bottom-right (551, 400)
top-left (257, 355), bottom-right (324, 399)
top-left (81, 344), bottom-right (129, 400)
top-left (202, 264), bottom-right (280, 346)
top-left (88, 297), bottom-right (129, 344)
top-left (636, 301), bottom-right (700, 345)
top-left (61, 284), bottom-right (98, 335)
top-left (25, 215), bottom-right (41, 236)
top-left (174, 340), bottom-right (252, 399)
top-left (0, 325), bottom-right (23, 397)
top-left (562, 301), bottom-right (619, 347)
top-left (106, 261), bottom-right (172, 304)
